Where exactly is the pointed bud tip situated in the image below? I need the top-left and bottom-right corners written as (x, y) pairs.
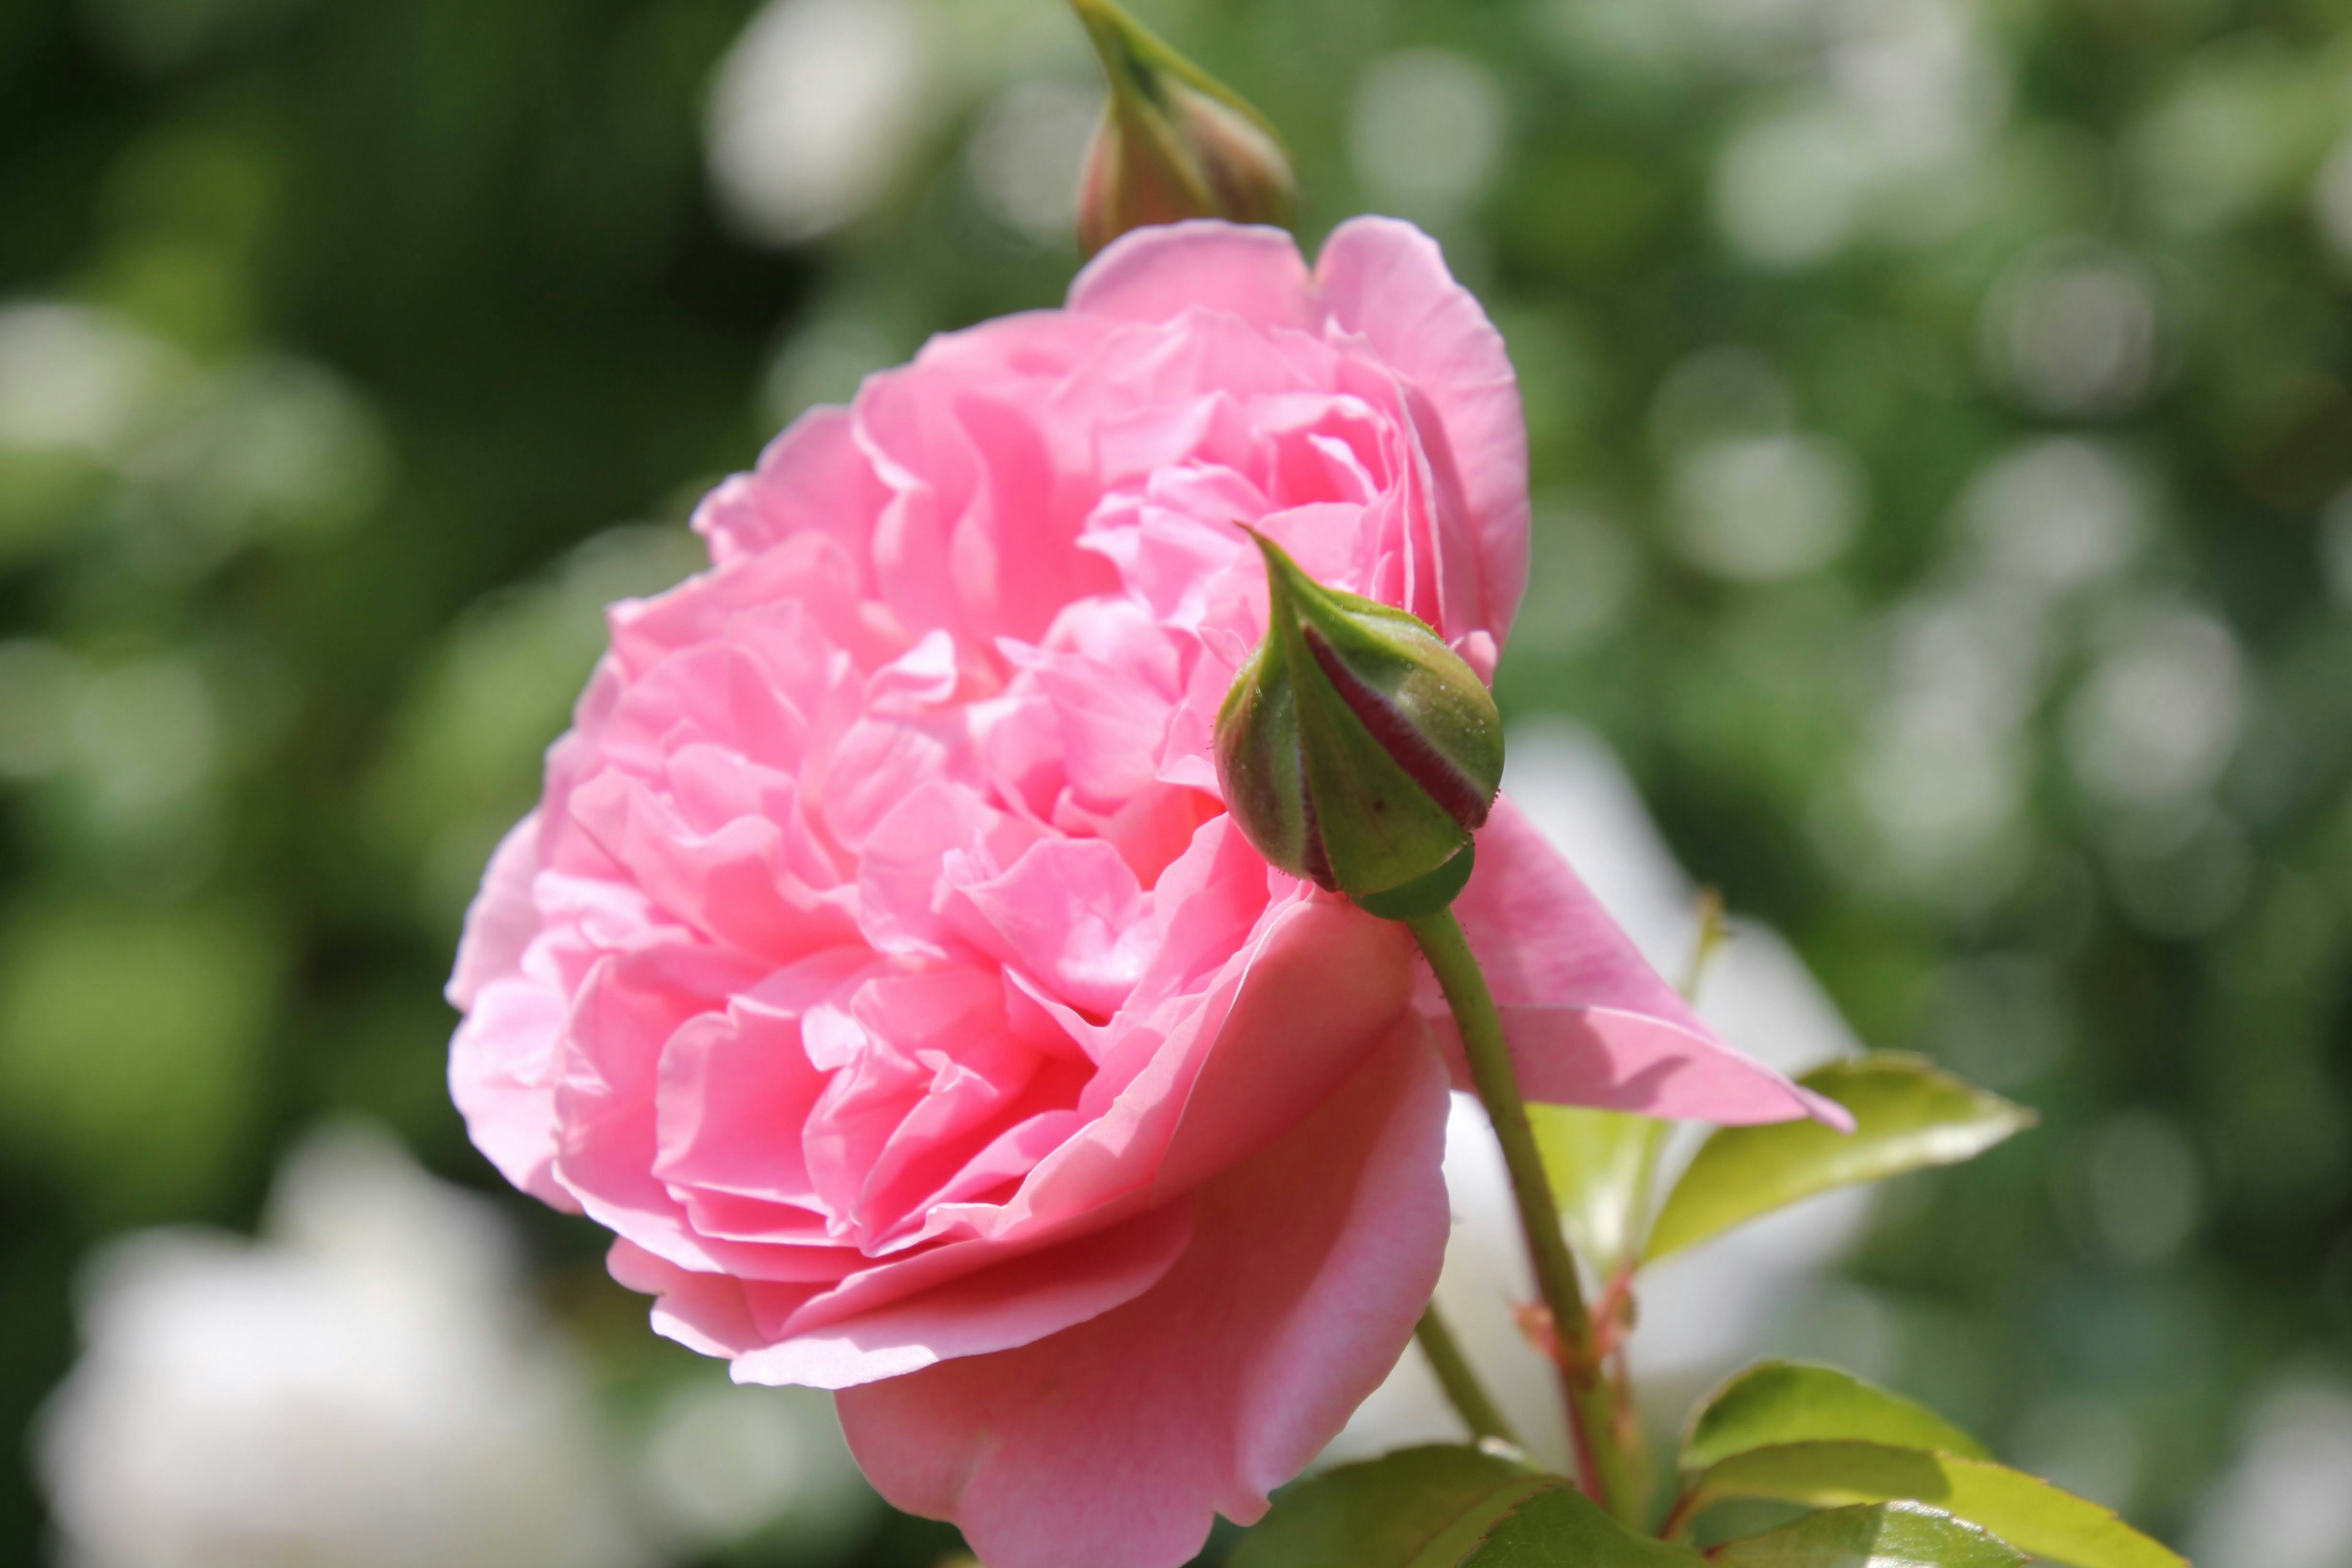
top-left (1068, 0), bottom-right (1295, 255)
top-left (1215, 529), bottom-right (1503, 918)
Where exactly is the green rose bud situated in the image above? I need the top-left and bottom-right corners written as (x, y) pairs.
top-left (1214, 529), bottom-right (1505, 921)
top-left (1069, 0), bottom-right (1296, 257)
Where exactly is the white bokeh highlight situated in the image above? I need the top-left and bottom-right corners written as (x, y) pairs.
top-left (37, 1124), bottom-right (649, 1568)
top-left (706, 0), bottom-right (935, 246)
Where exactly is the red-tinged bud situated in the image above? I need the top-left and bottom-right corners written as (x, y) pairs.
top-left (1068, 0), bottom-right (1295, 256)
top-left (1214, 529), bottom-right (1504, 921)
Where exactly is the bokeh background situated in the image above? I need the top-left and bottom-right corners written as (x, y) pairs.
top-left (5, 0), bottom-right (2352, 1562)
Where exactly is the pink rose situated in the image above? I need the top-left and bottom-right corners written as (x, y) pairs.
top-left (448, 219), bottom-right (1822, 1568)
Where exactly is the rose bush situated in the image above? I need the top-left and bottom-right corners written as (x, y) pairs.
top-left (448, 218), bottom-right (1828, 1568)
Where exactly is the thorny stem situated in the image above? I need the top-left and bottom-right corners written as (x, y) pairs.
top-left (1414, 1303), bottom-right (1520, 1449)
top-left (1406, 910), bottom-right (1640, 1523)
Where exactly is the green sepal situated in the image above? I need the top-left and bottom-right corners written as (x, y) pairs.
top-left (1213, 530), bottom-right (1504, 913)
top-left (1356, 845), bottom-right (1477, 920)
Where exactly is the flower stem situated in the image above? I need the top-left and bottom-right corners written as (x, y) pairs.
top-left (1414, 1303), bottom-right (1520, 1448)
top-left (1406, 910), bottom-right (1639, 1523)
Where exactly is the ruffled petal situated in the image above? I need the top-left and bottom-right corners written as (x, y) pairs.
top-left (835, 1027), bottom-right (1452, 1568)
top-left (1314, 217), bottom-right (1529, 642)
top-left (731, 1200), bottom-right (1195, 1389)
top-left (446, 812), bottom-right (543, 1010)
top-left (1069, 221), bottom-right (1319, 333)
top-left (692, 405), bottom-right (892, 573)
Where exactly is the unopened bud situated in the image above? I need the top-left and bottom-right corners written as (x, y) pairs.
top-left (1069, 0), bottom-right (1296, 255)
top-left (1214, 530), bottom-right (1504, 920)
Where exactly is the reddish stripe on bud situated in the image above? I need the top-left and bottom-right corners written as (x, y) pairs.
top-left (1301, 624), bottom-right (1492, 831)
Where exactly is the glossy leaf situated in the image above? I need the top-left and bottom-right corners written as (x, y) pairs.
top-left (1464, 1482), bottom-right (1708, 1566)
top-left (1687, 1442), bottom-right (2186, 1568)
top-left (1710, 1501), bottom-right (2027, 1567)
top-left (1683, 1362), bottom-right (1990, 1472)
top-left (1229, 1444), bottom-right (1554, 1568)
top-left (1646, 1055), bottom-right (2035, 1262)
top-left (1529, 1103), bottom-right (1664, 1278)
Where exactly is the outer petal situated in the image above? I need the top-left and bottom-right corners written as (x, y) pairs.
top-left (1069, 221), bottom-right (1320, 333)
top-left (1430, 797), bottom-right (1845, 1128)
top-left (731, 1201), bottom-right (1196, 1389)
top-left (447, 976), bottom-right (572, 1208)
top-left (757, 881), bottom-right (1419, 1348)
top-left (1314, 217), bottom-right (1529, 641)
top-left (837, 1027), bottom-right (1452, 1568)
top-left (447, 812), bottom-right (543, 1011)
top-left (691, 405), bottom-right (893, 573)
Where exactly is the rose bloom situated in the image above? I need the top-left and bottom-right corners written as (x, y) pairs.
top-left (450, 219), bottom-right (1823, 1568)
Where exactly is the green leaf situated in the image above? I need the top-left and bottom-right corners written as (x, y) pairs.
top-left (1683, 1363), bottom-right (1990, 1472)
top-left (1529, 1103), bottom-right (1665, 1278)
top-left (1687, 1442), bottom-right (2185, 1568)
top-left (1229, 1445), bottom-right (1555, 1568)
top-left (1646, 1055), bottom-right (2035, 1262)
top-left (1463, 1482), bottom-right (1708, 1566)
top-left (1710, 1501), bottom-right (2027, 1566)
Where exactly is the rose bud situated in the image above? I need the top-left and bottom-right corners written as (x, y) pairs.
top-left (1215, 529), bottom-right (1505, 920)
top-left (1069, 0), bottom-right (1295, 255)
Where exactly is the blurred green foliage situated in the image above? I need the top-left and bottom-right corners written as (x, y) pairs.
top-left (2, 0), bottom-right (2350, 1562)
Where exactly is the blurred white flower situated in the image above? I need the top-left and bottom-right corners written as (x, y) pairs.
top-left (1714, 105), bottom-right (1877, 267)
top-left (1668, 432), bottom-right (1866, 580)
top-left (2188, 1376), bottom-right (2352, 1568)
top-left (2133, 43), bottom-right (2323, 235)
top-left (72, 657), bottom-right (220, 823)
top-left (1961, 439), bottom-right (2143, 593)
top-left (706, 0), bottom-right (936, 246)
top-left (126, 357), bottom-right (390, 546)
top-left (1332, 723), bottom-right (1868, 1471)
top-left (2065, 607), bottom-right (2244, 810)
top-left (37, 1122), bottom-right (649, 1568)
top-left (2315, 132), bottom-right (2352, 263)
top-left (2077, 1109), bottom-right (2205, 1268)
top-left (1983, 245), bottom-right (2162, 417)
top-left (1350, 50), bottom-right (1509, 220)
top-left (1852, 582), bottom-right (2043, 894)
top-left (966, 77), bottom-right (1102, 243)
top-left (1710, 0), bottom-right (2004, 266)
top-left (639, 1381), bottom-right (875, 1556)
top-left (0, 303), bottom-right (188, 459)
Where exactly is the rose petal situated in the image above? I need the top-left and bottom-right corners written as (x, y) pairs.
top-left (836, 1028), bottom-right (1451, 1568)
top-left (731, 1200), bottom-right (1195, 1389)
top-left (1069, 221), bottom-right (1321, 333)
top-left (1429, 796), bottom-right (1846, 1128)
top-left (1315, 217), bottom-right (1529, 641)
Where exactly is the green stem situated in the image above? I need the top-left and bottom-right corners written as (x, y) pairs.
top-left (1414, 1303), bottom-right (1520, 1448)
top-left (1660, 1487), bottom-right (1703, 1544)
top-left (1406, 910), bottom-right (1640, 1523)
